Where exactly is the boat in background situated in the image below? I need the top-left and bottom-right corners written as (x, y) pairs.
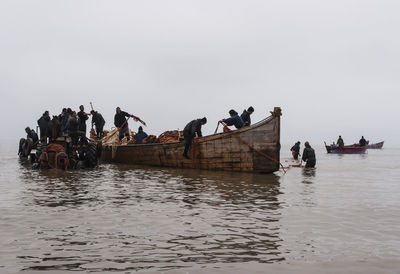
top-left (367, 141), bottom-right (384, 149)
top-left (324, 142), bottom-right (367, 154)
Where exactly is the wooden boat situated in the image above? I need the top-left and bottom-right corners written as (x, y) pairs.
top-left (367, 141), bottom-right (384, 149)
top-left (101, 107), bottom-right (282, 173)
top-left (324, 142), bottom-right (367, 154)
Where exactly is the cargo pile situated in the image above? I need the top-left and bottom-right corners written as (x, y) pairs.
top-left (102, 129), bottom-right (183, 146)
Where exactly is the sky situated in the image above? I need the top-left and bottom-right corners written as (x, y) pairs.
top-left (1, 0), bottom-right (399, 146)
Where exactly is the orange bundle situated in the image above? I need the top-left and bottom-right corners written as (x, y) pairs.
top-left (158, 130), bottom-right (182, 143)
top-left (142, 135), bottom-right (159, 144)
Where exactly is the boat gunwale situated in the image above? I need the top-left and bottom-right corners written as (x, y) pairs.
top-left (103, 115), bottom-right (277, 148)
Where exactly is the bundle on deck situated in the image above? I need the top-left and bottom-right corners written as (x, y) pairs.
top-left (158, 130), bottom-right (182, 143)
top-left (142, 135), bottom-right (158, 144)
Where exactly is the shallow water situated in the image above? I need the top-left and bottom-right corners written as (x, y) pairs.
top-left (1, 141), bottom-right (400, 273)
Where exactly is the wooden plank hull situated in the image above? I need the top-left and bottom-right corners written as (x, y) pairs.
top-left (101, 108), bottom-right (282, 173)
top-left (367, 141), bottom-right (384, 149)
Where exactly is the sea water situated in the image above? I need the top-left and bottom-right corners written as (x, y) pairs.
top-left (1, 140), bottom-right (400, 273)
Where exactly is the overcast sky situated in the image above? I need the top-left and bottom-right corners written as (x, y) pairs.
top-left (1, 0), bottom-right (399, 146)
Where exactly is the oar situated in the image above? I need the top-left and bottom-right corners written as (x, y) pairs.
top-left (214, 121), bottom-right (220, 134)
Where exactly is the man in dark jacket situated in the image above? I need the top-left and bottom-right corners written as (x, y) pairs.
top-left (78, 105), bottom-right (89, 137)
top-left (302, 141), bottom-right (316, 168)
top-left (290, 141), bottom-right (301, 160)
top-left (240, 106), bottom-right (254, 127)
top-left (25, 127), bottom-right (39, 143)
top-left (91, 110), bottom-right (106, 139)
top-left (219, 109), bottom-right (244, 129)
top-left (183, 117), bottom-right (207, 159)
top-left (134, 126), bottom-right (148, 144)
top-left (114, 107), bottom-right (136, 140)
top-left (359, 136), bottom-right (367, 147)
top-left (337, 135), bottom-right (344, 148)
top-left (37, 111), bottom-right (50, 142)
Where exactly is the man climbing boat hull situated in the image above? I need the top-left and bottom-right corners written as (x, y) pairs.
top-left (101, 107), bottom-right (282, 173)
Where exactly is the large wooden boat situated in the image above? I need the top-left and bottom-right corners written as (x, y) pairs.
top-left (367, 141), bottom-right (384, 149)
top-left (324, 142), bottom-right (367, 154)
top-left (101, 107), bottom-right (282, 173)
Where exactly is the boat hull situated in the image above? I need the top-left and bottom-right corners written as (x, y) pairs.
top-left (325, 144), bottom-right (367, 154)
top-left (367, 141), bottom-right (384, 149)
top-left (101, 108), bottom-right (282, 173)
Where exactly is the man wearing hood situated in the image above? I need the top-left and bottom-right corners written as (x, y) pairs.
top-left (183, 117), bottom-right (207, 159)
top-left (302, 141), bottom-right (316, 168)
top-left (219, 109), bottom-right (244, 129)
top-left (37, 111), bottom-right (50, 142)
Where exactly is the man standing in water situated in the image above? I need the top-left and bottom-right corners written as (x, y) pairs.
top-left (290, 141), bottom-right (301, 160)
top-left (302, 141), bottom-right (316, 168)
top-left (183, 117), bottom-right (207, 159)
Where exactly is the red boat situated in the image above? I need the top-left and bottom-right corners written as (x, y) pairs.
top-left (324, 142), bottom-right (367, 154)
top-left (367, 141), bottom-right (384, 149)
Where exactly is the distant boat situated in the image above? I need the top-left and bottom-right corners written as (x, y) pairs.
top-left (367, 141), bottom-right (384, 149)
top-left (324, 142), bottom-right (367, 154)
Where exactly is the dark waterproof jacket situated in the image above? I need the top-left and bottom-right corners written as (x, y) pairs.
top-left (337, 138), bottom-right (344, 147)
top-left (240, 110), bottom-right (251, 127)
top-left (291, 143), bottom-right (300, 153)
top-left (114, 111), bottom-right (131, 128)
top-left (78, 111), bottom-right (88, 130)
top-left (27, 130), bottom-right (39, 143)
top-left (302, 146), bottom-right (316, 163)
top-left (67, 117), bottom-right (79, 132)
top-left (37, 114), bottom-right (50, 129)
top-left (134, 130), bottom-right (148, 144)
top-left (223, 114), bottom-right (244, 129)
top-left (183, 119), bottom-right (203, 138)
top-left (359, 138), bottom-right (367, 147)
top-left (92, 112), bottom-right (105, 127)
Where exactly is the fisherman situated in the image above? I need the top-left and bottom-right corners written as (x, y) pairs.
top-left (240, 106), bottom-right (254, 127)
top-left (183, 117), bottom-right (207, 159)
top-left (67, 111), bottom-right (80, 144)
top-left (337, 135), bottom-right (344, 148)
top-left (78, 105), bottom-right (89, 137)
top-left (18, 127), bottom-right (39, 157)
top-left (37, 111), bottom-right (50, 142)
top-left (359, 136), bottom-right (367, 147)
top-left (134, 126), bottom-right (148, 144)
top-left (25, 127), bottom-right (39, 143)
top-left (302, 141), bottom-right (316, 168)
top-left (91, 110), bottom-right (105, 139)
top-left (219, 109), bottom-right (244, 129)
top-left (290, 141), bottom-right (301, 160)
top-left (114, 107), bottom-right (137, 141)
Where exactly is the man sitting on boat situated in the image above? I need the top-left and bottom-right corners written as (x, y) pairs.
top-left (240, 106), bottom-right (254, 127)
top-left (183, 117), bottom-right (207, 159)
top-left (18, 127), bottom-right (39, 157)
top-left (302, 141), bottom-right (316, 168)
top-left (359, 136), bottom-right (367, 147)
top-left (134, 126), bottom-right (148, 144)
top-left (219, 109), bottom-right (244, 129)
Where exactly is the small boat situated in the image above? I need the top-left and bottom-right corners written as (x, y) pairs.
top-left (324, 142), bottom-right (367, 154)
top-left (101, 107), bottom-right (282, 173)
top-left (367, 141), bottom-right (384, 149)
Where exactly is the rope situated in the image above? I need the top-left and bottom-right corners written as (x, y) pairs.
top-left (223, 125), bottom-right (287, 173)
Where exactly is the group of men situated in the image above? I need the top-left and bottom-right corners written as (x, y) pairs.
top-left (337, 135), bottom-right (367, 147)
top-left (182, 106), bottom-right (254, 159)
top-left (290, 141), bottom-right (316, 168)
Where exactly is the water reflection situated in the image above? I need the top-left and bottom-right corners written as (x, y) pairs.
top-left (15, 163), bottom-right (285, 272)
